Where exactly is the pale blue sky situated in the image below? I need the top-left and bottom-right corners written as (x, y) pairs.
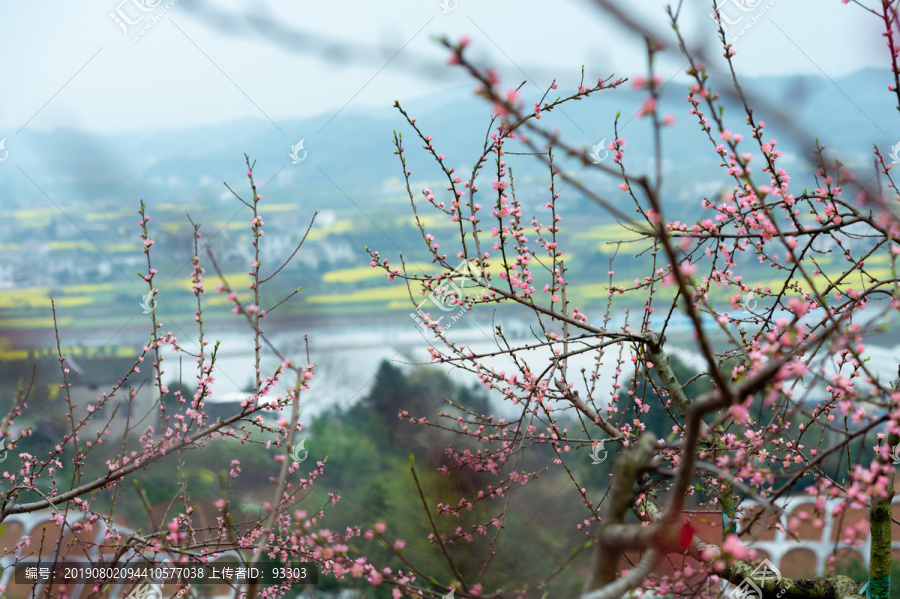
top-left (0, 0), bottom-right (887, 133)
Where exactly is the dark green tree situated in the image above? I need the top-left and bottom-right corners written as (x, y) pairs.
top-left (615, 353), bottom-right (711, 443)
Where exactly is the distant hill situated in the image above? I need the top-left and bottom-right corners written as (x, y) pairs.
top-left (1, 68), bottom-right (895, 212)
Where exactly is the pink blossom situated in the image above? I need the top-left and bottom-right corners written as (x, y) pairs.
top-left (722, 534), bottom-right (751, 560)
top-left (730, 404), bottom-right (749, 423)
top-left (638, 97), bottom-right (657, 116)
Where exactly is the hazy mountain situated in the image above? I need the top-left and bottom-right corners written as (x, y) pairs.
top-left (0, 68), bottom-right (895, 210)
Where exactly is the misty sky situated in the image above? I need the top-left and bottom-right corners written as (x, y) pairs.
top-left (0, 0), bottom-right (888, 135)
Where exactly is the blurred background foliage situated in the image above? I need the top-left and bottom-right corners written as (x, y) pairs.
top-left (0, 350), bottom-right (885, 597)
